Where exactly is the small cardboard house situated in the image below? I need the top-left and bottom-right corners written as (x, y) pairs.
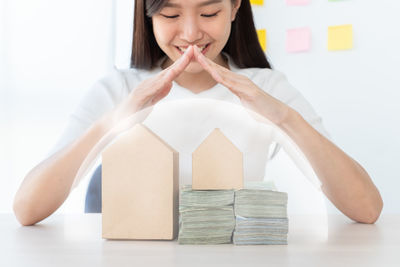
top-left (192, 128), bottom-right (243, 190)
top-left (102, 123), bottom-right (179, 240)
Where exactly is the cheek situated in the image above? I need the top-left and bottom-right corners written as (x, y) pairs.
top-left (208, 17), bottom-right (232, 41)
top-left (152, 20), bottom-right (174, 44)
top-left (152, 16), bottom-right (232, 45)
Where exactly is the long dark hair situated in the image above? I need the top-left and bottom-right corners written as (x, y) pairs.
top-left (130, 0), bottom-right (271, 70)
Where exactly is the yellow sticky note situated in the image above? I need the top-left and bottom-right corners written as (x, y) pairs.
top-left (250, 0), bottom-right (264, 5)
top-left (257, 29), bottom-right (267, 52)
top-left (327, 24), bottom-right (353, 51)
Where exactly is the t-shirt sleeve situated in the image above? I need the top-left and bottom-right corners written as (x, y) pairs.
top-left (261, 70), bottom-right (332, 160)
top-left (47, 67), bottom-right (129, 157)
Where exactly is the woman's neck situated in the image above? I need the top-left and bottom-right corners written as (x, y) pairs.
top-left (161, 54), bottom-right (230, 94)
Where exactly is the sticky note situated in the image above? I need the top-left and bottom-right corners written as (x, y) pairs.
top-left (257, 29), bottom-right (267, 52)
top-left (286, 27), bottom-right (311, 53)
top-left (250, 0), bottom-right (264, 5)
top-left (286, 0), bottom-right (311, 6)
top-left (327, 24), bottom-right (353, 51)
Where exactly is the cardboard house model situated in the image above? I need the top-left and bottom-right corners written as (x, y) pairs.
top-left (192, 128), bottom-right (243, 190)
top-left (102, 123), bottom-right (179, 240)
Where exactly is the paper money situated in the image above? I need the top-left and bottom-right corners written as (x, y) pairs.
top-left (178, 183), bottom-right (289, 245)
top-left (233, 184), bottom-right (288, 245)
top-left (178, 185), bottom-right (235, 244)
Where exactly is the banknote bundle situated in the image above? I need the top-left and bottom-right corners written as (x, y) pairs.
top-left (233, 184), bottom-right (288, 245)
top-left (178, 185), bottom-right (235, 244)
top-left (178, 183), bottom-right (288, 245)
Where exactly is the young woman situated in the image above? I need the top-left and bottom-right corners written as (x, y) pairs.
top-left (13, 0), bottom-right (383, 226)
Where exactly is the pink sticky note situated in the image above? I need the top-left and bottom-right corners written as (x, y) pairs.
top-left (286, 0), bottom-right (311, 6)
top-left (286, 27), bottom-right (311, 53)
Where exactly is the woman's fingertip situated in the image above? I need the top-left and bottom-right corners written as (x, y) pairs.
top-left (186, 45), bottom-right (193, 53)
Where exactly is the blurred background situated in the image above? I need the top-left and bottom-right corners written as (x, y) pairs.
top-left (1, 0), bottom-right (399, 215)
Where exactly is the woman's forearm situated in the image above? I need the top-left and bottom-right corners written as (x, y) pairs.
top-left (13, 113), bottom-right (114, 226)
top-left (278, 109), bottom-right (383, 224)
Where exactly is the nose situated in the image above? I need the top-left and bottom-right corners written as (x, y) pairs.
top-left (179, 16), bottom-right (203, 44)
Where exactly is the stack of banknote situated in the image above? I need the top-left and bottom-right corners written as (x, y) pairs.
top-left (178, 185), bottom-right (235, 244)
top-left (233, 183), bottom-right (288, 245)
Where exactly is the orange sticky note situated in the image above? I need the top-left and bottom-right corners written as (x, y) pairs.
top-left (250, 0), bottom-right (264, 5)
top-left (327, 24), bottom-right (353, 51)
top-left (257, 29), bottom-right (267, 52)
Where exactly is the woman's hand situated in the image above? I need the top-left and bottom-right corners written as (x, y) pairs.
top-left (193, 45), bottom-right (292, 126)
top-left (110, 46), bottom-right (195, 125)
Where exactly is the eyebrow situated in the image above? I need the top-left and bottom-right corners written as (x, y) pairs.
top-left (164, 0), bottom-right (223, 8)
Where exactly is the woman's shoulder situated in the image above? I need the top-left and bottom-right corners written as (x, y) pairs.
top-left (224, 52), bottom-right (284, 85)
top-left (116, 66), bottom-right (154, 77)
top-left (80, 67), bottom-right (156, 107)
top-left (111, 66), bottom-right (159, 91)
top-left (235, 66), bottom-right (288, 91)
top-left (237, 66), bottom-right (275, 78)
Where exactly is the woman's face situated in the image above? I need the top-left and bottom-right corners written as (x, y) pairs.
top-left (152, 0), bottom-right (240, 73)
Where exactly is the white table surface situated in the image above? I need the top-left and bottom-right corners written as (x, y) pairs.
top-left (1, 213), bottom-right (399, 267)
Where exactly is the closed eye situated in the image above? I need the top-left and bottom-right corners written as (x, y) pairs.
top-left (162, 12), bottom-right (219, 19)
top-left (162, 15), bottom-right (179, 19)
top-left (202, 12), bottom-right (219, 18)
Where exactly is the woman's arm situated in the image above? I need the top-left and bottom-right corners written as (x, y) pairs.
top-left (13, 47), bottom-right (197, 226)
top-left (191, 46), bottom-right (383, 224)
top-left (13, 113), bottom-right (113, 226)
top-left (279, 108), bottom-right (383, 224)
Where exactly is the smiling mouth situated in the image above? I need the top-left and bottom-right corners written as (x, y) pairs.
top-left (175, 43), bottom-right (211, 55)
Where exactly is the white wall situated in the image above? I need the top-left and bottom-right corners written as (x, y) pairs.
top-left (253, 0), bottom-right (400, 213)
top-left (0, 0), bottom-right (114, 213)
top-left (1, 0), bottom-right (399, 215)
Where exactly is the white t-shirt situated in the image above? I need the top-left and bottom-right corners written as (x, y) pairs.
top-left (50, 52), bottom-right (330, 189)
